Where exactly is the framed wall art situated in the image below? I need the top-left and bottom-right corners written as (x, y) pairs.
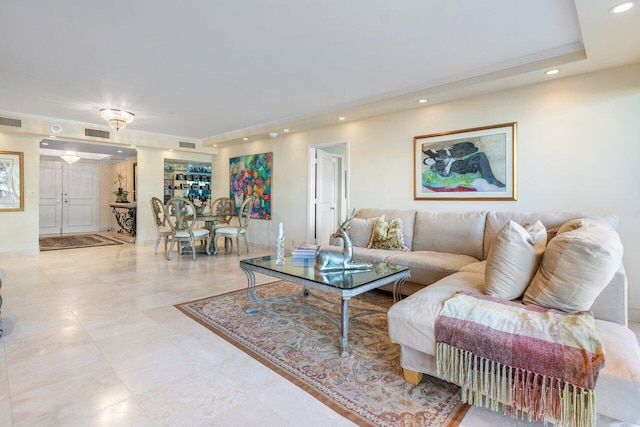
top-left (0, 150), bottom-right (24, 211)
top-left (414, 123), bottom-right (516, 200)
top-left (229, 152), bottom-right (272, 219)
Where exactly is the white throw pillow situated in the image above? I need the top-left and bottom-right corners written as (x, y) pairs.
top-left (523, 223), bottom-right (623, 313)
top-left (348, 215), bottom-right (384, 247)
top-left (485, 220), bottom-right (547, 300)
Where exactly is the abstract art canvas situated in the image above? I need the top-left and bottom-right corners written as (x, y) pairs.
top-left (229, 152), bottom-right (272, 219)
top-left (0, 150), bottom-right (24, 211)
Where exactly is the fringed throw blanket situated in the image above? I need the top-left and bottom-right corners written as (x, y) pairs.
top-left (435, 291), bottom-right (605, 427)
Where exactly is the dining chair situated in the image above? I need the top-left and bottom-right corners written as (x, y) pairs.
top-left (213, 196), bottom-right (254, 255)
top-left (150, 197), bottom-right (172, 255)
top-left (164, 197), bottom-right (212, 260)
top-left (210, 197), bottom-right (235, 251)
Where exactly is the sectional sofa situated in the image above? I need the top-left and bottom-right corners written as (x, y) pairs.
top-left (333, 208), bottom-right (640, 425)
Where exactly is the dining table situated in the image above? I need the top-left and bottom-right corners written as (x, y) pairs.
top-left (195, 213), bottom-right (234, 254)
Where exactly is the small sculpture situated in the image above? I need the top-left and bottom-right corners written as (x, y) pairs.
top-left (315, 210), bottom-right (373, 272)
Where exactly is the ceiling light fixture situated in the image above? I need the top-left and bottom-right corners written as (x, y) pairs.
top-left (60, 151), bottom-right (80, 164)
top-left (243, 137), bottom-right (249, 141)
top-left (41, 142), bottom-right (49, 146)
top-left (283, 129), bottom-right (290, 132)
top-left (100, 108), bottom-right (135, 131)
top-left (609, 1), bottom-right (636, 13)
top-left (417, 99), bottom-right (428, 103)
top-left (545, 69), bottom-right (560, 75)
top-left (338, 116), bottom-right (346, 121)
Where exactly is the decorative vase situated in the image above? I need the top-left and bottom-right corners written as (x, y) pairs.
top-left (114, 189), bottom-right (129, 203)
top-left (196, 206), bottom-right (205, 216)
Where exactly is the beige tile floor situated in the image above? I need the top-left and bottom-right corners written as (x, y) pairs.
top-left (0, 240), bottom-right (638, 426)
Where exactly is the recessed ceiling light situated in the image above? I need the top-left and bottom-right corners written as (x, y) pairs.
top-left (169, 149), bottom-right (174, 152)
top-left (41, 142), bottom-right (49, 146)
top-left (243, 137), bottom-right (249, 141)
top-left (213, 145), bottom-right (218, 147)
top-left (117, 150), bottom-right (123, 153)
top-left (545, 69), bottom-right (560, 75)
top-left (283, 129), bottom-right (290, 132)
top-left (610, 1), bottom-right (636, 13)
top-left (417, 99), bottom-right (428, 103)
top-left (48, 135), bottom-right (56, 138)
top-left (338, 116), bottom-right (346, 121)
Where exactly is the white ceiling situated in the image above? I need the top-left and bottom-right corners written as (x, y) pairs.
top-left (0, 1), bottom-right (639, 147)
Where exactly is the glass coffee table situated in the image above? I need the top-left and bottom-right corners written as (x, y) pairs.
top-left (239, 255), bottom-right (410, 356)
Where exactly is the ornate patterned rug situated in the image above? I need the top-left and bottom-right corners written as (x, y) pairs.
top-left (176, 281), bottom-right (467, 426)
top-left (39, 234), bottom-right (124, 251)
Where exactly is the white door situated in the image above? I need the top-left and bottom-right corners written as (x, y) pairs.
top-left (39, 162), bottom-right (98, 235)
top-left (315, 149), bottom-right (339, 245)
top-left (39, 162), bottom-right (63, 235)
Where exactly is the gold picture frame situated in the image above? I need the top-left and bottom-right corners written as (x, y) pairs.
top-left (414, 123), bottom-right (517, 200)
top-left (0, 150), bottom-right (24, 211)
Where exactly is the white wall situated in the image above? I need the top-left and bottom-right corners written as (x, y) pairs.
top-left (215, 63), bottom-right (640, 319)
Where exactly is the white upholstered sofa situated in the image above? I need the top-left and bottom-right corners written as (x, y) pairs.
top-left (336, 208), bottom-right (640, 425)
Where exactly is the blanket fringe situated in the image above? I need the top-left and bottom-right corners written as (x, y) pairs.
top-left (436, 343), bottom-right (597, 427)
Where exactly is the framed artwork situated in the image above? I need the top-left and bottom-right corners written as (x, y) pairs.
top-left (0, 150), bottom-right (24, 211)
top-left (414, 123), bottom-right (517, 200)
top-left (229, 152), bottom-right (272, 219)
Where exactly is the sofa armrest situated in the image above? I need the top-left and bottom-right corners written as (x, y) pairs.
top-left (590, 263), bottom-right (628, 326)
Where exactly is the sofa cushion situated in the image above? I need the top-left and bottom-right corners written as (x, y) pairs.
top-left (368, 217), bottom-right (409, 251)
top-left (485, 220), bottom-right (547, 300)
top-left (593, 319), bottom-right (640, 424)
top-left (385, 251), bottom-right (479, 287)
top-left (412, 211), bottom-right (486, 259)
top-left (348, 215), bottom-right (384, 247)
top-left (356, 209), bottom-right (417, 250)
top-left (484, 211), bottom-right (582, 259)
top-left (351, 246), bottom-right (403, 263)
top-left (459, 260), bottom-right (486, 275)
top-left (523, 224), bottom-right (624, 313)
top-left (387, 271), bottom-right (485, 356)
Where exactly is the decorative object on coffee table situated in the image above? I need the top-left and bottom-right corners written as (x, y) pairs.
top-left (315, 209), bottom-right (373, 272)
top-left (275, 222), bottom-right (285, 265)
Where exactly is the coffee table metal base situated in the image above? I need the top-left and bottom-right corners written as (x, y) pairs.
top-left (240, 264), bottom-right (410, 357)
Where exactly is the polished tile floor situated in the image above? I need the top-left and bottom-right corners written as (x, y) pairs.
top-left (0, 240), bottom-right (638, 426)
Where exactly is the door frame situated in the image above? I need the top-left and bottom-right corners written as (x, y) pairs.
top-left (307, 139), bottom-right (350, 244)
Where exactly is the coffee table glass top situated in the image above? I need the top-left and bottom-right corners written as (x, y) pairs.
top-left (240, 254), bottom-right (409, 290)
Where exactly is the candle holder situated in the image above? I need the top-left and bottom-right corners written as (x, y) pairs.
top-left (275, 236), bottom-right (285, 265)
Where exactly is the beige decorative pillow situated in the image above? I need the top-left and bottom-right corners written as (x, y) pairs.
top-left (485, 220), bottom-right (547, 300)
top-left (523, 224), bottom-right (623, 313)
top-left (557, 216), bottom-right (619, 235)
top-left (367, 218), bottom-right (409, 251)
top-left (347, 215), bottom-right (384, 247)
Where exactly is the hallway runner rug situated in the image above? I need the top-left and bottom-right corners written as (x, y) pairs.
top-left (176, 281), bottom-right (467, 427)
top-left (39, 234), bottom-right (124, 251)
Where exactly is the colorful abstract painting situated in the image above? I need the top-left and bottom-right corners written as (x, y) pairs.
top-left (229, 152), bottom-right (272, 219)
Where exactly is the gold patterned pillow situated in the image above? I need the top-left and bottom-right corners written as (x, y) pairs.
top-left (367, 218), bottom-right (409, 251)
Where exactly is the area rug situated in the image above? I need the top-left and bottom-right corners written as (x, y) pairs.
top-left (176, 281), bottom-right (467, 426)
top-left (39, 234), bottom-right (124, 251)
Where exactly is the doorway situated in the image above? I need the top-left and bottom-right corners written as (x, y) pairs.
top-left (39, 161), bottom-right (98, 235)
top-left (308, 141), bottom-right (349, 245)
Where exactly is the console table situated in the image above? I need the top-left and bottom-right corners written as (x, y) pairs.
top-left (109, 203), bottom-right (137, 242)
